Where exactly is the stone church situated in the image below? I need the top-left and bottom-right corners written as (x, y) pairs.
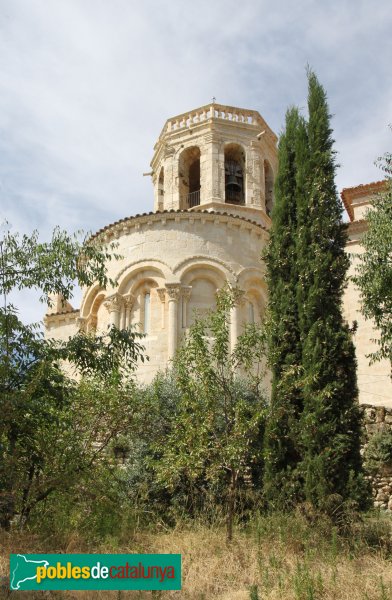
top-left (44, 102), bottom-right (392, 408)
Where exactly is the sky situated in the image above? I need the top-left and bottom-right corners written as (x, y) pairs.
top-left (0, 0), bottom-right (391, 323)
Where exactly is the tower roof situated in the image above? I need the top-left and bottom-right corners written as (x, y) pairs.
top-left (155, 102), bottom-right (277, 147)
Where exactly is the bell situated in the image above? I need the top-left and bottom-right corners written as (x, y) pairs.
top-left (226, 174), bottom-right (241, 191)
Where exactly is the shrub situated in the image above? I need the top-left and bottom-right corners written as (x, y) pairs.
top-left (364, 431), bottom-right (392, 474)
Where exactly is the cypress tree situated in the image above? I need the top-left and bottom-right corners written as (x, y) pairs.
top-left (263, 108), bottom-right (306, 508)
top-left (296, 70), bottom-right (369, 509)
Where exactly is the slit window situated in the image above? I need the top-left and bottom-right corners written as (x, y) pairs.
top-left (144, 293), bottom-right (151, 333)
top-left (248, 301), bottom-right (255, 324)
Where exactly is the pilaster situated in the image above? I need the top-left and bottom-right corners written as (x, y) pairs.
top-left (165, 283), bottom-right (181, 359)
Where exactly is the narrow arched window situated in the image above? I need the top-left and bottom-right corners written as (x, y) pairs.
top-left (264, 160), bottom-right (274, 216)
top-left (144, 293), bottom-right (151, 333)
top-left (248, 301), bottom-right (255, 324)
top-left (224, 144), bottom-right (245, 205)
top-left (179, 146), bottom-right (201, 208)
top-left (181, 296), bottom-right (186, 328)
top-left (158, 168), bottom-right (164, 210)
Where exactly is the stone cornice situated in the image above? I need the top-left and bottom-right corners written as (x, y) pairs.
top-left (44, 309), bottom-right (80, 325)
top-left (90, 209), bottom-right (266, 244)
top-left (45, 308), bottom-right (79, 319)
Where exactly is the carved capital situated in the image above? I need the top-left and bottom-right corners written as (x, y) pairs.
top-left (104, 293), bottom-right (123, 313)
top-left (165, 283), bottom-right (181, 302)
top-left (181, 286), bottom-right (192, 302)
top-left (156, 288), bottom-right (166, 303)
top-left (124, 293), bottom-right (135, 310)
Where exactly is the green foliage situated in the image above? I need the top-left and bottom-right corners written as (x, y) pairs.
top-left (352, 514), bottom-right (392, 558)
top-left (364, 431), bottom-right (392, 474)
top-left (53, 323), bottom-right (146, 382)
top-left (35, 466), bottom-right (137, 545)
top-left (153, 286), bottom-right (267, 540)
top-left (296, 70), bottom-right (368, 511)
top-left (0, 366), bottom-right (142, 529)
top-left (0, 225), bottom-right (146, 389)
top-left (353, 144), bottom-right (392, 369)
top-left (25, 382), bottom-right (143, 545)
top-left (263, 69), bottom-right (370, 513)
top-left (0, 225), bottom-right (146, 529)
top-left (113, 375), bottom-right (185, 525)
top-left (292, 562), bottom-right (323, 600)
top-left (0, 224), bottom-right (120, 304)
top-left (263, 107), bottom-right (306, 509)
top-left (0, 307), bottom-right (145, 391)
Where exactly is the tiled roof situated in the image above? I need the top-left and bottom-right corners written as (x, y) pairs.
top-left (45, 308), bottom-right (80, 318)
top-left (341, 180), bottom-right (387, 222)
top-left (90, 209), bottom-right (266, 241)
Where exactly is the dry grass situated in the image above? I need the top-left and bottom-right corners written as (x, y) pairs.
top-left (1, 515), bottom-right (392, 599)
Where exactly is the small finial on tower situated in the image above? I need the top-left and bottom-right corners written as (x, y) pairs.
top-left (212, 96), bottom-right (216, 104)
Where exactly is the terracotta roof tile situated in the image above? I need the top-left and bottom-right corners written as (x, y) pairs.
top-left (341, 180), bottom-right (387, 222)
top-left (90, 209), bottom-right (265, 241)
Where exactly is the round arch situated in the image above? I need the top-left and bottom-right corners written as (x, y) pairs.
top-left (237, 266), bottom-right (268, 310)
top-left (181, 265), bottom-right (227, 289)
top-left (178, 145), bottom-right (201, 209)
top-left (117, 260), bottom-right (171, 294)
top-left (223, 142), bottom-right (246, 205)
top-left (80, 283), bottom-right (105, 318)
top-left (174, 255), bottom-right (235, 283)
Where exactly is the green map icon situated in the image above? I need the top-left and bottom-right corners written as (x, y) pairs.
top-left (10, 554), bottom-right (49, 590)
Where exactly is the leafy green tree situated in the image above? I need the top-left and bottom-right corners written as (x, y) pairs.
top-left (263, 107), bottom-right (307, 509)
top-left (0, 225), bottom-right (118, 303)
top-left (154, 287), bottom-right (267, 541)
top-left (296, 70), bottom-right (368, 509)
top-left (353, 146), bottom-right (392, 372)
top-left (0, 225), bottom-right (146, 528)
top-left (0, 225), bottom-right (145, 388)
top-left (3, 376), bottom-right (139, 528)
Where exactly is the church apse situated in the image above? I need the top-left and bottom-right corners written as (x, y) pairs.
top-left (46, 103), bottom-right (274, 383)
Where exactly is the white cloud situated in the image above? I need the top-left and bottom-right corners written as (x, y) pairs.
top-left (0, 0), bottom-right (391, 322)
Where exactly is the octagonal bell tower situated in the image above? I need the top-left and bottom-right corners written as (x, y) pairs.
top-left (150, 103), bottom-right (278, 227)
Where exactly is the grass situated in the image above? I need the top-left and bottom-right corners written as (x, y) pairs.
top-left (1, 512), bottom-right (392, 599)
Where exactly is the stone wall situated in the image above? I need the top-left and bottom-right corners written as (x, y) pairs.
top-left (361, 404), bottom-right (392, 511)
top-left (344, 230), bottom-right (392, 409)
